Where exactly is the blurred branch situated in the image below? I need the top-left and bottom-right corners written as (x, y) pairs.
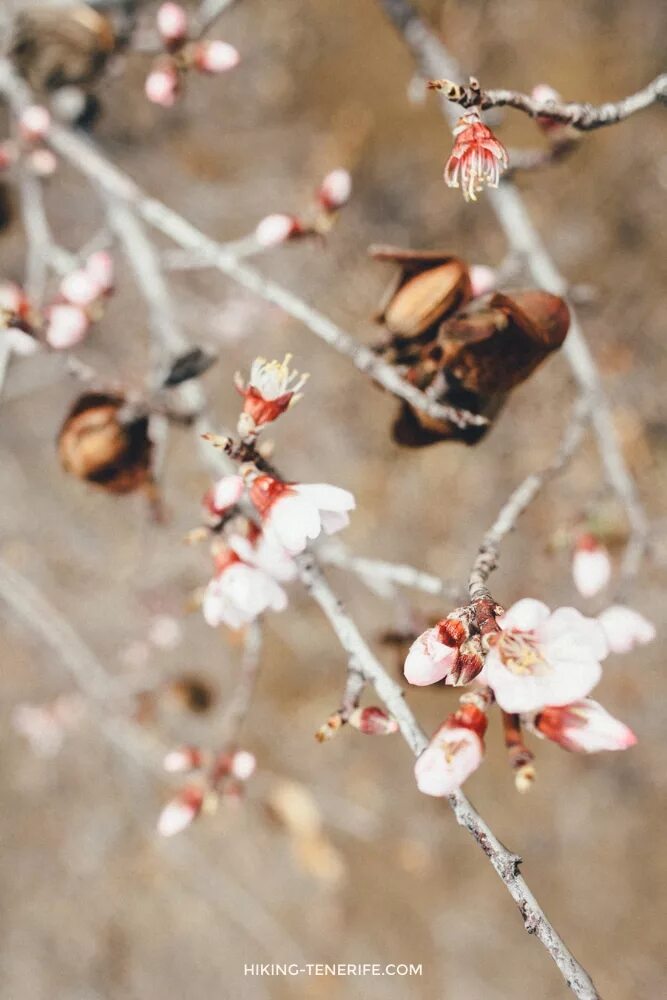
top-left (429, 73), bottom-right (667, 130)
top-left (216, 620), bottom-right (263, 748)
top-left (319, 540), bottom-right (461, 598)
top-left (376, 0), bottom-right (649, 589)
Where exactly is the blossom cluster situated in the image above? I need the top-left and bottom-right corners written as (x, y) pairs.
top-left (158, 744), bottom-right (257, 837)
top-left (199, 356), bottom-right (355, 630)
top-left (1, 251), bottom-right (114, 353)
top-left (409, 597), bottom-right (655, 797)
top-left (0, 105), bottom-right (58, 179)
top-left (145, 3), bottom-right (240, 108)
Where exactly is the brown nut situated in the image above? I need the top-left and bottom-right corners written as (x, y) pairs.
top-left (58, 391), bottom-right (153, 494)
top-left (370, 245), bottom-right (472, 342)
top-left (11, 5), bottom-right (116, 92)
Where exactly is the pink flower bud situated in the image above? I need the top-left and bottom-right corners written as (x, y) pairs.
top-left (157, 785), bottom-right (204, 836)
top-left (163, 746), bottom-right (203, 772)
top-left (194, 40), bottom-right (240, 74)
top-left (255, 213), bottom-right (300, 247)
top-left (157, 2), bottom-right (189, 44)
top-left (469, 264), bottom-right (497, 297)
top-left (230, 749), bottom-right (256, 781)
top-left (208, 474), bottom-right (245, 515)
top-left (19, 105), bottom-right (51, 142)
top-left (145, 64), bottom-right (180, 107)
top-left (60, 269), bottom-right (101, 307)
top-left (86, 251), bottom-right (114, 293)
top-left (27, 148), bottom-right (58, 177)
top-left (535, 699), bottom-right (637, 753)
top-left (45, 304), bottom-right (90, 349)
top-left (317, 168), bottom-right (352, 212)
top-left (572, 534), bottom-right (611, 598)
top-left (348, 706), bottom-right (399, 735)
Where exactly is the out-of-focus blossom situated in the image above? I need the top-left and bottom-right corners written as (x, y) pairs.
top-left (204, 474), bottom-right (245, 517)
top-left (317, 168), bottom-right (352, 212)
top-left (597, 604), bottom-right (656, 654)
top-left (85, 251), bottom-right (114, 293)
top-left (255, 213), bottom-right (301, 247)
top-left (27, 148), bottom-right (58, 177)
top-left (572, 534), bottom-right (611, 598)
top-left (203, 549), bottom-right (287, 629)
top-left (19, 104), bottom-right (51, 141)
top-left (414, 703), bottom-right (487, 796)
top-left (194, 40), bottom-right (240, 74)
top-left (469, 264), bottom-right (497, 297)
top-left (235, 355), bottom-right (308, 435)
top-left (11, 695), bottom-right (84, 758)
top-left (230, 749), bottom-right (256, 781)
top-left (45, 303), bottom-right (89, 349)
top-left (5, 327), bottom-right (39, 355)
top-left (533, 698), bottom-right (637, 753)
top-left (444, 110), bottom-right (509, 202)
top-left (157, 2), bottom-right (189, 44)
top-left (145, 63), bottom-right (180, 107)
top-left (60, 268), bottom-right (101, 307)
top-left (348, 706), bottom-right (399, 735)
top-left (163, 745), bottom-right (203, 772)
top-left (157, 785), bottom-right (204, 836)
top-left (249, 474), bottom-right (355, 555)
top-left (148, 614), bottom-right (182, 651)
top-left (229, 527), bottom-right (297, 582)
top-left (484, 598), bottom-right (607, 713)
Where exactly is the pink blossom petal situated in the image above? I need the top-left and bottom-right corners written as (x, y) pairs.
top-left (598, 605), bottom-right (656, 654)
top-left (535, 698), bottom-right (637, 753)
top-left (195, 40), bottom-right (240, 74)
top-left (86, 251), bottom-right (114, 292)
top-left (414, 726), bottom-right (483, 796)
top-left (157, 2), bottom-right (189, 43)
top-left (404, 628), bottom-right (457, 686)
top-left (211, 474), bottom-right (244, 513)
top-left (255, 213), bottom-right (298, 247)
top-left (60, 269), bottom-right (101, 306)
top-left (498, 598), bottom-right (551, 632)
top-left (45, 304), bottom-right (89, 349)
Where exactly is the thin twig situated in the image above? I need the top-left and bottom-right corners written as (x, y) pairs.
top-left (216, 620), bottom-right (263, 747)
top-left (319, 541), bottom-right (461, 598)
top-left (429, 73), bottom-right (667, 130)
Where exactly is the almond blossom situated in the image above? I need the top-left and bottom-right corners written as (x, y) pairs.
top-left (202, 548), bottom-right (287, 629)
top-left (597, 604), bottom-right (656, 654)
top-left (45, 303), bottom-right (90, 349)
top-left (317, 168), bottom-right (352, 212)
top-left (414, 704), bottom-right (487, 796)
top-left (194, 40), bottom-right (240, 74)
top-left (234, 355), bottom-right (308, 435)
top-left (444, 109), bottom-right (509, 202)
top-left (572, 534), bottom-right (611, 598)
top-left (204, 473), bottom-right (245, 517)
top-left (404, 613), bottom-right (484, 687)
top-left (230, 749), bottom-right (257, 781)
top-left (145, 63), bottom-right (180, 107)
top-left (249, 474), bottom-right (355, 555)
top-left (532, 699), bottom-right (637, 753)
top-left (255, 213), bottom-right (301, 247)
top-left (157, 2), bottom-right (189, 44)
top-left (229, 526), bottom-right (297, 582)
top-left (484, 598), bottom-right (607, 714)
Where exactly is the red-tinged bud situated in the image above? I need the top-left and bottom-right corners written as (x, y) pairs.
top-left (255, 213), bottom-right (303, 247)
top-left (248, 473), bottom-right (289, 517)
top-left (448, 702), bottom-right (488, 739)
top-left (145, 62), bottom-right (180, 107)
top-left (230, 749), bottom-right (257, 781)
top-left (203, 474), bottom-right (244, 517)
top-left (193, 40), bottom-right (240, 74)
top-left (86, 251), bottom-right (114, 294)
top-left (469, 264), bottom-right (497, 298)
top-left (157, 785), bottom-right (204, 836)
top-left (315, 712), bottom-right (344, 742)
top-left (447, 635), bottom-right (485, 686)
top-left (60, 269), bottom-right (101, 307)
top-left (534, 699), bottom-right (637, 753)
top-left (572, 533), bottom-right (611, 598)
top-left (19, 105), bottom-right (51, 142)
top-left (316, 168), bottom-right (352, 212)
top-left (347, 706), bottom-right (399, 735)
top-left (235, 356), bottom-right (308, 434)
top-left (157, 2), bottom-right (189, 46)
top-left (45, 304), bottom-right (90, 349)
top-left (163, 745), bottom-right (203, 773)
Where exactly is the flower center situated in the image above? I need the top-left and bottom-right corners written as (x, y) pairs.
top-left (442, 738), bottom-right (468, 764)
top-left (497, 629), bottom-right (550, 676)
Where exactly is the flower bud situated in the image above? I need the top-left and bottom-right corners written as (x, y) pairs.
top-left (572, 534), bottom-right (611, 598)
top-left (157, 2), bottom-right (189, 45)
top-left (317, 168), bottom-right (352, 212)
top-left (145, 63), bottom-right (180, 107)
top-left (27, 148), bottom-right (58, 177)
top-left (193, 40), bottom-right (240, 74)
top-left (60, 268), bottom-right (101, 307)
top-left (163, 745), bottom-right (203, 772)
top-left (230, 749), bottom-right (256, 781)
top-left (45, 303), bottom-right (89, 349)
top-left (469, 264), bottom-right (497, 298)
top-left (204, 474), bottom-right (245, 516)
top-left (255, 213), bottom-right (301, 247)
top-left (19, 105), bottom-right (51, 142)
top-left (86, 251), bottom-right (114, 293)
top-left (157, 785), bottom-right (204, 836)
top-left (347, 706), bottom-right (398, 735)
top-left (534, 699), bottom-right (637, 753)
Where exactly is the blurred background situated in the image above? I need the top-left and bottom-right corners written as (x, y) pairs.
top-left (1, 1), bottom-right (666, 998)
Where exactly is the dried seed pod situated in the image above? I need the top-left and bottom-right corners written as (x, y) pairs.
top-left (370, 245), bottom-right (472, 345)
top-left (392, 290), bottom-right (569, 447)
top-left (436, 290), bottom-right (570, 395)
top-left (11, 5), bottom-right (116, 92)
top-left (58, 391), bottom-right (153, 494)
